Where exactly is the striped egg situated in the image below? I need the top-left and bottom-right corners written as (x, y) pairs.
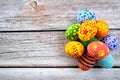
top-left (65, 23), bottom-right (81, 41)
top-left (78, 52), bottom-right (96, 71)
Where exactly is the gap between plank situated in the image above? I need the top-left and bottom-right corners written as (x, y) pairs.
top-left (0, 29), bottom-right (119, 33)
top-left (0, 66), bottom-right (119, 68)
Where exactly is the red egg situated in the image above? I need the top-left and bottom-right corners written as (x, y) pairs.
top-left (87, 41), bottom-right (110, 59)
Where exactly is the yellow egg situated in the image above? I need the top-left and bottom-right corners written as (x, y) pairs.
top-left (65, 41), bottom-right (84, 57)
top-left (78, 20), bottom-right (97, 41)
top-left (96, 20), bottom-right (109, 38)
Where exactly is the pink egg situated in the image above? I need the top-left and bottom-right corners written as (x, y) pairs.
top-left (87, 41), bottom-right (110, 59)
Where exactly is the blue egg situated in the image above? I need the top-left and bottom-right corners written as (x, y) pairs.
top-left (97, 54), bottom-right (114, 68)
top-left (77, 9), bottom-right (96, 23)
top-left (102, 34), bottom-right (119, 51)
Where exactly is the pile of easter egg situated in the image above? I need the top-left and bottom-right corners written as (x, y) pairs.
top-left (65, 9), bottom-right (119, 71)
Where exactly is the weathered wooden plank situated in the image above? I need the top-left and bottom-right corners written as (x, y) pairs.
top-left (0, 0), bottom-right (120, 31)
top-left (0, 30), bottom-right (119, 67)
top-left (0, 68), bottom-right (119, 80)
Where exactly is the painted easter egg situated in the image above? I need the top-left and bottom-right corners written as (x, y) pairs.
top-left (87, 41), bottom-right (110, 59)
top-left (97, 54), bottom-right (114, 68)
top-left (78, 52), bottom-right (96, 71)
top-left (78, 20), bottom-right (98, 41)
top-left (65, 23), bottom-right (81, 41)
top-left (65, 41), bottom-right (84, 57)
top-left (96, 20), bottom-right (109, 38)
top-left (81, 37), bottom-right (98, 47)
top-left (102, 35), bottom-right (119, 51)
top-left (77, 9), bottom-right (96, 23)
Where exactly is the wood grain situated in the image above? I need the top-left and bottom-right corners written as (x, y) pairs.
top-left (0, 68), bottom-right (119, 80)
top-left (0, 30), bottom-right (119, 67)
top-left (0, 0), bottom-right (120, 31)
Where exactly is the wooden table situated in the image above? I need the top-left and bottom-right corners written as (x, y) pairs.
top-left (0, 0), bottom-right (120, 80)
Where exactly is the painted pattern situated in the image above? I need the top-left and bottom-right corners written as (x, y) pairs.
top-left (78, 53), bottom-right (96, 71)
top-left (78, 20), bottom-right (97, 41)
top-left (103, 34), bottom-right (119, 51)
top-left (98, 50), bottom-right (105, 57)
top-left (77, 9), bottom-right (96, 23)
top-left (96, 20), bottom-right (109, 38)
top-left (65, 41), bottom-right (84, 57)
top-left (87, 41), bottom-right (110, 59)
top-left (92, 43), bottom-right (98, 51)
top-left (97, 54), bottom-right (114, 68)
top-left (65, 23), bottom-right (81, 41)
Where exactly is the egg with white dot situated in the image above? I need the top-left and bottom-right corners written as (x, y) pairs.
top-left (97, 54), bottom-right (114, 68)
top-left (77, 9), bottom-right (96, 23)
top-left (102, 35), bottom-right (119, 51)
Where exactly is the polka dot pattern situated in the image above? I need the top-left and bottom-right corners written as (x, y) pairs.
top-left (77, 9), bottom-right (96, 23)
top-left (65, 23), bottom-right (81, 41)
top-left (103, 35), bottom-right (119, 51)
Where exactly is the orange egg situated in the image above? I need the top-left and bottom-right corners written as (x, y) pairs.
top-left (78, 20), bottom-right (97, 41)
top-left (87, 41), bottom-right (110, 59)
top-left (96, 20), bottom-right (109, 38)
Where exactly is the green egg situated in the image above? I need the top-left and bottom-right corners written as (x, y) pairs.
top-left (65, 23), bottom-right (81, 41)
top-left (81, 37), bottom-right (98, 47)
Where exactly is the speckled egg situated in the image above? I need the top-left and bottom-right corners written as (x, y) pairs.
top-left (78, 20), bottom-right (98, 41)
top-left (65, 23), bottom-right (81, 41)
top-left (102, 34), bottom-right (119, 51)
top-left (87, 41), bottom-right (110, 59)
top-left (81, 37), bottom-right (98, 47)
top-left (78, 52), bottom-right (96, 71)
top-left (65, 41), bottom-right (84, 57)
top-left (77, 9), bottom-right (96, 23)
top-left (96, 20), bottom-right (109, 38)
top-left (97, 54), bottom-right (114, 68)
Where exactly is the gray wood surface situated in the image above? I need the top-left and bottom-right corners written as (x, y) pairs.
top-left (0, 68), bottom-right (120, 80)
top-left (0, 0), bottom-right (120, 80)
top-left (0, 0), bottom-right (120, 31)
top-left (0, 30), bottom-right (119, 67)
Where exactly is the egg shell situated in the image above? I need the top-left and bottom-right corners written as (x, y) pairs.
top-left (78, 20), bottom-right (98, 41)
top-left (65, 23), bottom-right (81, 41)
top-left (77, 9), bottom-right (96, 23)
top-left (97, 54), bottom-right (114, 68)
top-left (96, 20), bottom-right (109, 38)
top-left (81, 37), bottom-right (98, 47)
top-left (65, 41), bottom-right (84, 57)
top-left (78, 52), bottom-right (96, 71)
top-left (102, 34), bottom-right (119, 51)
top-left (87, 41), bottom-right (110, 59)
